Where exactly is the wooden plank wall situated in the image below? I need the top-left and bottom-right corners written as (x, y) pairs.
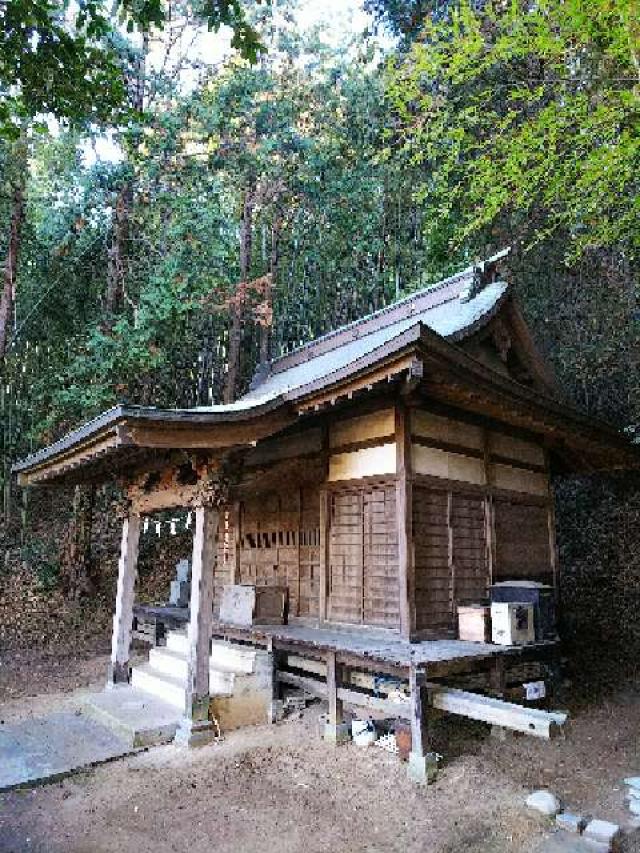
top-left (213, 509), bottom-right (236, 614)
top-left (212, 485), bottom-right (321, 619)
top-left (410, 407), bottom-right (554, 632)
top-left (493, 499), bottom-right (553, 585)
top-left (413, 487), bottom-right (451, 631)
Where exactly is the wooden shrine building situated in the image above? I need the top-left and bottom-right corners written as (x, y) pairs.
top-left (14, 251), bottom-right (640, 781)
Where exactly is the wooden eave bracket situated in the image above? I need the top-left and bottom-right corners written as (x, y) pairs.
top-left (295, 352), bottom-right (424, 415)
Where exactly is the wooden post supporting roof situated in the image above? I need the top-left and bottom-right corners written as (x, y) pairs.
top-left (396, 403), bottom-right (416, 640)
top-left (175, 502), bottom-right (219, 747)
top-left (107, 511), bottom-right (141, 686)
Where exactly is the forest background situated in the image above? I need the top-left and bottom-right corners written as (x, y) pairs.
top-left (1, 0), bottom-right (639, 684)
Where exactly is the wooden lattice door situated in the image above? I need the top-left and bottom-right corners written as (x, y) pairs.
top-left (328, 485), bottom-right (399, 628)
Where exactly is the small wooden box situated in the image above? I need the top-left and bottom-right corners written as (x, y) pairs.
top-left (219, 584), bottom-right (288, 626)
top-left (457, 605), bottom-right (491, 643)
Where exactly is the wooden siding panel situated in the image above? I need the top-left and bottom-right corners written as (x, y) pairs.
top-left (412, 444), bottom-right (486, 485)
top-left (488, 432), bottom-right (546, 467)
top-left (411, 410), bottom-right (484, 450)
top-left (493, 499), bottom-right (553, 584)
top-left (412, 486), bottom-right (490, 633)
top-left (328, 443), bottom-right (397, 481)
top-left (329, 409), bottom-right (395, 449)
top-left (492, 463), bottom-right (548, 496)
top-left (451, 494), bottom-right (489, 606)
top-left (413, 486), bottom-right (452, 631)
top-left (233, 485), bottom-right (320, 618)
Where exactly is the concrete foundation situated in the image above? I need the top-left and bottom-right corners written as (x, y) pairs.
top-left (174, 717), bottom-right (217, 748)
top-left (323, 722), bottom-right (351, 745)
top-left (407, 751), bottom-right (438, 784)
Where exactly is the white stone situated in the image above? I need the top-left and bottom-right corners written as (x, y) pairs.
top-left (555, 812), bottom-right (585, 834)
top-left (626, 797), bottom-right (640, 816)
top-left (583, 818), bottom-right (621, 849)
top-left (526, 790), bottom-right (562, 817)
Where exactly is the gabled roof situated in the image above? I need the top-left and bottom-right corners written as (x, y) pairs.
top-left (240, 264), bottom-right (510, 406)
top-left (12, 251), bottom-right (639, 485)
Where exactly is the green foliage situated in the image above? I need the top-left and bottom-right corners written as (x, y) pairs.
top-left (387, 0), bottom-right (640, 259)
top-left (0, 0), bottom-right (265, 136)
top-left (21, 535), bottom-right (61, 590)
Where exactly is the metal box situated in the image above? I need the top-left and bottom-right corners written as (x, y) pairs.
top-left (490, 581), bottom-right (556, 641)
top-left (491, 601), bottom-right (535, 646)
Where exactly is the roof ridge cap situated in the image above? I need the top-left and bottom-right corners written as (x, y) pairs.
top-left (266, 265), bottom-right (474, 376)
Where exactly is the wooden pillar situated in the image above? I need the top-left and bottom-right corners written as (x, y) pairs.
top-left (175, 503), bottom-right (218, 747)
top-left (323, 651), bottom-right (349, 744)
top-left (319, 489), bottom-right (330, 622)
top-left (407, 663), bottom-right (438, 783)
top-left (489, 656), bottom-right (506, 698)
top-left (107, 512), bottom-right (141, 686)
top-left (396, 403), bottom-right (415, 640)
top-left (267, 638), bottom-right (284, 723)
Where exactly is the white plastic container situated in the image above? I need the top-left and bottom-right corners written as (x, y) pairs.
top-left (351, 719), bottom-right (377, 746)
top-left (491, 601), bottom-right (535, 646)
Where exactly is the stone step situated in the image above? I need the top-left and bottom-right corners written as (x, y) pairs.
top-left (131, 664), bottom-right (187, 710)
top-left (210, 642), bottom-right (257, 674)
top-left (82, 686), bottom-right (181, 748)
top-left (165, 629), bottom-right (188, 654)
top-left (165, 630), bottom-right (257, 674)
top-left (147, 647), bottom-right (236, 694)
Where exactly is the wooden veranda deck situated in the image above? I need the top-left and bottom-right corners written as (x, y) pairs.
top-left (210, 620), bottom-right (559, 680)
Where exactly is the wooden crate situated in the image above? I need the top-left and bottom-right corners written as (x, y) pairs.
top-left (457, 605), bottom-right (491, 643)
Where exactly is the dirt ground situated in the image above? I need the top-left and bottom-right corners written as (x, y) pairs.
top-left (1, 647), bottom-right (640, 853)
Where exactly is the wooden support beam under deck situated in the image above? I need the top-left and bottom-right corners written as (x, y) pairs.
top-left (407, 663), bottom-right (438, 784)
top-left (324, 651), bottom-right (349, 744)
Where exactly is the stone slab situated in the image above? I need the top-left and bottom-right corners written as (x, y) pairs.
top-left (583, 819), bottom-right (621, 850)
top-left (556, 813), bottom-right (587, 835)
top-left (527, 790), bottom-right (562, 817)
top-left (532, 832), bottom-right (607, 852)
top-left (82, 685), bottom-right (181, 747)
top-left (0, 711), bottom-right (135, 792)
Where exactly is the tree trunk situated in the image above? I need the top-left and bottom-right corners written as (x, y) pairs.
top-left (105, 33), bottom-right (146, 318)
top-left (224, 185), bottom-right (255, 403)
top-left (60, 484), bottom-right (96, 600)
top-left (259, 213), bottom-right (281, 366)
top-left (0, 175), bottom-right (25, 360)
top-left (105, 181), bottom-right (133, 315)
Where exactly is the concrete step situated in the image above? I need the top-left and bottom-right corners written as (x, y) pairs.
top-left (165, 630), bottom-right (257, 674)
top-left (82, 686), bottom-right (181, 748)
top-left (210, 641), bottom-right (257, 674)
top-left (165, 629), bottom-right (188, 654)
top-left (131, 664), bottom-right (186, 710)
top-left (133, 655), bottom-right (236, 703)
top-left (148, 648), bottom-right (238, 695)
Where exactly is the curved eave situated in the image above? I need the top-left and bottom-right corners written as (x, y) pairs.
top-left (13, 399), bottom-right (296, 486)
top-left (13, 319), bottom-right (640, 486)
